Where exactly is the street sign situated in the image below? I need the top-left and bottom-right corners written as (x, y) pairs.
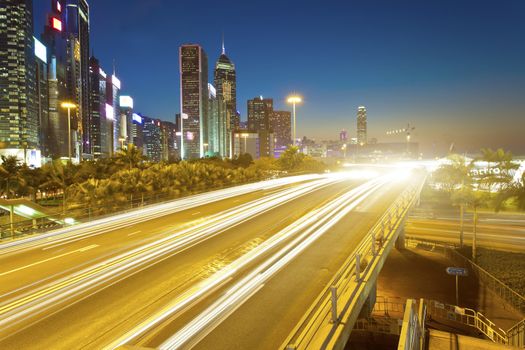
top-left (446, 267), bottom-right (468, 277)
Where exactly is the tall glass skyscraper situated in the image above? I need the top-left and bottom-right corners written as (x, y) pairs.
top-left (179, 44), bottom-right (208, 159)
top-left (0, 0), bottom-right (40, 166)
top-left (65, 0), bottom-right (90, 157)
top-left (213, 40), bottom-right (237, 131)
top-left (357, 106), bottom-right (367, 146)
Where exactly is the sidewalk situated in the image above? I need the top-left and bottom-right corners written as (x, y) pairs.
top-left (376, 246), bottom-right (523, 330)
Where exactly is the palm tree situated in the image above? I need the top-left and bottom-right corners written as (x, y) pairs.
top-left (435, 154), bottom-right (474, 247)
top-left (0, 155), bottom-right (25, 198)
top-left (115, 144), bottom-right (145, 170)
top-left (496, 174), bottom-right (525, 211)
top-left (40, 160), bottom-right (77, 214)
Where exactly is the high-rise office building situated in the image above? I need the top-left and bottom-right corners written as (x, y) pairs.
top-left (119, 95), bottom-right (133, 147)
top-left (247, 97), bottom-right (273, 132)
top-left (65, 0), bottom-right (90, 157)
top-left (41, 0), bottom-right (69, 160)
top-left (271, 110), bottom-right (291, 149)
top-left (179, 44), bottom-right (208, 159)
top-left (0, 0), bottom-right (40, 166)
top-left (207, 83), bottom-right (229, 157)
top-left (213, 39), bottom-right (237, 131)
top-left (357, 106), bottom-right (367, 146)
top-left (106, 73), bottom-right (120, 155)
top-left (130, 113), bottom-right (144, 150)
top-left (88, 57), bottom-right (109, 159)
top-left (142, 116), bottom-right (162, 162)
top-left (160, 120), bottom-right (177, 161)
top-left (34, 37), bottom-right (50, 160)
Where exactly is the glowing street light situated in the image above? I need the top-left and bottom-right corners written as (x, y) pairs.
top-left (61, 102), bottom-right (77, 162)
top-left (287, 95), bottom-right (302, 146)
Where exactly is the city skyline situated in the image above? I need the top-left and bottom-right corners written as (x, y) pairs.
top-left (30, 0), bottom-right (525, 155)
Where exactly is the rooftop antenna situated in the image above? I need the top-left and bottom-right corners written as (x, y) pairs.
top-left (221, 32), bottom-right (225, 55)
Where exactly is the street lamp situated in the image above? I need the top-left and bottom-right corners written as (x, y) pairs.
top-left (180, 113), bottom-right (188, 159)
top-left (61, 102), bottom-right (77, 163)
top-left (287, 95), bottom-right (302, 146)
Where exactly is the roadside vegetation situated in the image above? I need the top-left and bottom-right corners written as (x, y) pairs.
top-left (0, 146), bottom-right (326, 234)
top-left (424, 148), bottom-right (525, 292)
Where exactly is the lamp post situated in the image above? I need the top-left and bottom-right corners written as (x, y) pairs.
top-left (61, 102), bottom-right (77, 163)
top-left (180, 113), bottom-right (188, 159)
top-left (287, 95), bottom-right (302, 146)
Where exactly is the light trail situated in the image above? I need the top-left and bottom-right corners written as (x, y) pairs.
top-left (107, 174), bottom-right (397, 349)
top-left (158, 177), bottom-right (390, 350)
top-left (0, 175), bottom-right (346, 338)
top-left (0, 174), bottom-right (325, 255)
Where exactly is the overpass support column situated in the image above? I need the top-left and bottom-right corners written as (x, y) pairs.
top-left (359, 281), bottom-right (377, 318)
top-left (395, 218), bottom-right (406, 250)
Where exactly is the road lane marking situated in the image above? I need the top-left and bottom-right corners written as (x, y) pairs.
top-left (191, 212), bottom-right (201, 216)
top-left (127, 230), bottom-right (142, 237)
top-left (0, 244), bottom-right (99, 277)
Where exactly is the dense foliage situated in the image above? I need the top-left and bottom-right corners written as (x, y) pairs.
top-left (0, 145), bottom-right (326, 217)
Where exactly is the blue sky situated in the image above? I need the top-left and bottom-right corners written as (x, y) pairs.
top-left (35, 0), bottom-right (525, 155)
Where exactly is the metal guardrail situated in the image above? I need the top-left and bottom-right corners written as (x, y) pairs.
top-left (406, 238), bottom-right (525, 347)
top-left (508, 319), bottom-right (525, 348)
top-left (397, 299), bottom-right (425, 350)
top-left (282, 176), bottom-right (426, 349)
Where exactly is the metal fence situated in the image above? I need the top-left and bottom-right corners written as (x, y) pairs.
top-left (406, 238), bottom-right (525, 316)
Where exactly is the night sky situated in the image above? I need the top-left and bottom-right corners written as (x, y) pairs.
top-left (34, 0), bottom-right (525, 156)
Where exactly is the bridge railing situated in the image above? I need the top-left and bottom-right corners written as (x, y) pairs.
top-left (282, 176), bottom-right (426, 350)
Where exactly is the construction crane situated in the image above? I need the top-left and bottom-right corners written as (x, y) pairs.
top-left (385, 123), bottom-right (416, 154)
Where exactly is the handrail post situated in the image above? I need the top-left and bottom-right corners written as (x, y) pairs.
top-left (330, 286), bottom-right (338, 323)
top-left (372, 230), bottom-right (376, 256)
top-left (355, 254), bottom-right (361, 282)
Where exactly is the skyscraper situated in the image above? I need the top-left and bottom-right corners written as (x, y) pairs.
top-left (106, 73), bottom-right (120, 155)
top-left (271, 110), bottom-right (291, 149)
top-left (247, 97), bottom-right (273, 132)
top-left (213, 39), bottom-right (237, 131)
top-left (142, 116), bottom-right (162, 162)
top-left (65, 0), bottom-right (90, 157)
top-left (41, 0), bottom-right (69, 160)
top-left (88, 56), bottom-right (109, 159)
top-left (119, 95), bottom-right (133, 147)
top-left (357, 106), bottom-right (367, 146)
top-left (0, 0), bottom-right (40, 166)
top-left (179, 44), bottom-right (208, 159)
top-left (34, 37), bottom-right (50, 159)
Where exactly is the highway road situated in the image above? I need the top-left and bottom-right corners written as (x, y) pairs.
top-left (406, 210), bottom-right (525, 252)
top-left (0, 168), bottom-right (416, 349)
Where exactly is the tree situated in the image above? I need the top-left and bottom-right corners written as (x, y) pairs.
top-left (0, 155), bottom-right (26, 198)
top-left (496, 174), bottom-right (525, 212)
top-left (40, 160), bottom-right (77, 213)
top-left (279, 146), bottom-right (305, 171)
top-left (115, 144), bottom-right (145, 170)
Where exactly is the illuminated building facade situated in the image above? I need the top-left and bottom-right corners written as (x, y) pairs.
top-left (65, 0), bottom-right (90, 157)
top-left (106, 73), bottom-right (120, 155)
top-left (213, 40), bottom-right (237, 132)
top-left (247, 97), bottom-right (273, 132)
top-left (179, 44), bottom-right (208, 159)
top-left (271, 110), bottom-right (291, 149)
top-left (119, 95), bottom-right (133, 147)
top-left (0, 0), bottom-right (40, 166)
top-left (357, 106), bottom-right (367, 146)
top-left (207, 83), bottom-right (229, 157)
top-left (88, 56), bottom-right (109, 159)
top-left (142, 116), bottom-right (162, 162)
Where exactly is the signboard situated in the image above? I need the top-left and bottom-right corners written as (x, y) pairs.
top-left (446, 267), bottom-right (468, 277)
